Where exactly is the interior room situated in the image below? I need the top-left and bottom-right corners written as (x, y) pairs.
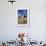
top-left (0, 0), bottom-right (46, 46)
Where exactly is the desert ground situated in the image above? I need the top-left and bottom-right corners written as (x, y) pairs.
top-left (18, 16), bottom-right (27, 24)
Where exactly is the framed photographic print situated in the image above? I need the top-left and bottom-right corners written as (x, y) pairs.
top-left (16, 8), bottom-right (30, 27)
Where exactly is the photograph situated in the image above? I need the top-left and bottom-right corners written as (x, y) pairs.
top-left (16, 8), bottom-right (30, 27)
top-left (18, 10), bottom-right (27, 24)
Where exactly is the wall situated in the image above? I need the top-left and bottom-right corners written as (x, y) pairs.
top-left (0, 0), bottom-right (46, 41)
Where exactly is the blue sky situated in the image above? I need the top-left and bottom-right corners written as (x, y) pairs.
top-left (18, 10), bottom-right (27, 16)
